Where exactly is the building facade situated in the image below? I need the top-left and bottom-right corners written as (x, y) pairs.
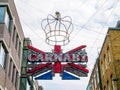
top-left (99, 21), bottom-right (120, 90)
top-left (86, 58), bottom-right (102, 90)
top-left (0, 0), bottom-right (24, 90)
top-left (87, 21), bottom-right (120, 90)
top-left (20, 38), bottom-right (43, 90)
top-left (0, 0), bottom-right (43, 90)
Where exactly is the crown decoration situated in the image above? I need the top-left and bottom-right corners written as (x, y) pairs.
top-left (41, 12), bottom-right (73, 46)
top-left (27, 12), bottom-right (89, 80)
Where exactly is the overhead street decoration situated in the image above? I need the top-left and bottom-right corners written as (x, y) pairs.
top-left (27, 12), bottom-right (89, 80)
top-left (27, 45), bottom-right (89, 80)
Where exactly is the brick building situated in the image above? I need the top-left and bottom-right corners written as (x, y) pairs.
top-left (99, 21), bottom-right (120, 90)
top-left (86, 58), bottom-right (102, 90)
top-left (87, 21), bottom-right (120, 90)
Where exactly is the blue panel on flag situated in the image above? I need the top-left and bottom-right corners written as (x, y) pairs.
top-left (62, 71), bottom-right (80, 80)
top-left (35, 71), bottom-right (52, 80)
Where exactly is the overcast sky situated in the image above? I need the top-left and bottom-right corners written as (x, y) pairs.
top-left (15, 0), bottom-right (120, 90)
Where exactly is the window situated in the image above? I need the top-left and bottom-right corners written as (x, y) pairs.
top-left (18, 41), bottom-right (21, 57)
top-left (12, 65), bottom-right (15, 83)
top-left (0, 44), bottom-right (7, 68)
top-left (102, 65), bottom-right (104, 75)
top-left (101, 58), bottom-right (105, 75)
top-left (5, 11), bottom-right (10, 30)
top-left (15, 34), bottom-right (18, 49)
top-left (12, 26), bottom-right (16, 42)
top-left (96, 68), bottom-right (99, 83)
top-left (104, 86), bottom-right (106, 90)
top-left (15, 71), bottom-right (18, 89)
top-left (0, 6), bottom-right (12, 32)
top-left (94, 74), bottom-right (97, 89)
top-left (9, 59), bottom-right (12, 77)
top-left (103, 54), bottom-right (107, 69)
top-left (111, 74), bottom-right (114, 90)
top-left (107, 47), bottom-right (111, 63)
top-left (91, 80), bottom-right (94, 90)
top-left (107, 81), bottom-right (110, 90)
top-left (0, 7), bottom-right (5, 22)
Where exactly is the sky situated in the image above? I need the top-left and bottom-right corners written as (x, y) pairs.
top-left (14, 0), bottom-right (120, 90)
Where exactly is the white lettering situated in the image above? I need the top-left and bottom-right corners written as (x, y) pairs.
top-left (28, 50), bottom-right (87, 62)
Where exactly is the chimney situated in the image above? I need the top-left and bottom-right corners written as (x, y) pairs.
top-left (116, 20), bottom-right (120, 28)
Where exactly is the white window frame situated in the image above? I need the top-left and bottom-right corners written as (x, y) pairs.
top-left (4, 10), bottom-right (10, 30)
top-left (0, 44), bottom-right (6, 68)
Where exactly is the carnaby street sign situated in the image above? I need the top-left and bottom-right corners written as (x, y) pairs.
top-left (27, 45), bottom-right (89, 80)
top-left (27, 12), bottom-right (89, 80)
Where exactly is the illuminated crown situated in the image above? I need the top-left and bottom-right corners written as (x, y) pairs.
top-left (41, 12), bottom-right (73, 46)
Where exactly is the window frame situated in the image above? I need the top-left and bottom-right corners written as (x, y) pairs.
top-left (15, 34), bottom-right (18, 49)
top-left (0, 5), bottom-right (13, 33)
top-left (15, 71), bottom-right (19, 89)
top-left (4, 10), bottom-right (10, 30)
top-left (0, 43), bottom-right (7, 69)
top-left (12, 25), bottom-right (16, 43)
top-left (0, 6), bottom-right (5, 23)
top-left (8, 59), bottom-right (12, 78)
top-left (12, 65), bottom-right (16, 83)
top-left (18, 41), bottom-right (21, 57)
top-left (103, 54), bottom-right (107, 70)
